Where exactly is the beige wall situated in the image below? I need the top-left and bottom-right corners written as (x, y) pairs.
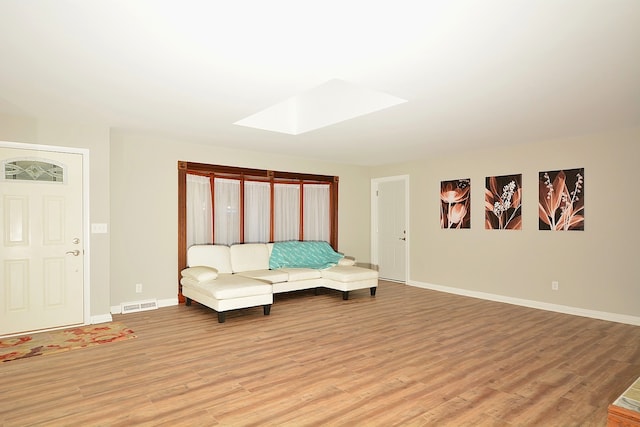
top-left (2, 109), bottom-right (637, 322)
top-left (370, 127), bottom-right (640, 319)
top-left (0, 113), bottom-right (112, 320)
top-left (109, 131), bottom-right (372, 306)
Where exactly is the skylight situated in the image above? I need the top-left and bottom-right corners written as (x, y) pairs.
top-left (234, 79), bottom-right (407, 135)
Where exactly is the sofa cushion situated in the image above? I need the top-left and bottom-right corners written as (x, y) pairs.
top-left (278, 268), bottom-right (322, 281)
top-left (235, 269), bottom-right (289, 284)
top-left (269, 241), bottom-right (344, 269)
top-left (181, 274), bottom-right (272, 299)
top-left (321, 266), bottom-right (379, 283)
top-left (187, 245), bottom-right (233, 273)
top-left (181, 266), bottom-right (218, 281)
top-left (230, 243), bottom-right (270, 273)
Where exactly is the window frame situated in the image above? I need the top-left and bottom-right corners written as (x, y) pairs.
top-left (177, 161), bottom-right (339, 301)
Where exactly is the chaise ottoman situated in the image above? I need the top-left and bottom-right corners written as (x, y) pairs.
top-left (321, 265), bottom-right (379, 300)
top-left (181, 265), bottom-right (272, 323)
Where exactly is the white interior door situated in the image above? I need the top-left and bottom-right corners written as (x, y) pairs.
top-left (1, 147), bottom-right (85, 336)
top-left (374, 177), bottom-right (408, 282)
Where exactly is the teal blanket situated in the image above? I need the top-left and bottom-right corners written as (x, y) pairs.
top-left (269, 241), bottom-right (343, 270)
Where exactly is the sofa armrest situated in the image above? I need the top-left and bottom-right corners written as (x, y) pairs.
top-left (338, 257), bottom-right (356, 266)
top-left (181, 266), bottom-right (219, 281)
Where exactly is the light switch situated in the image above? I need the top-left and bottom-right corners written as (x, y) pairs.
top-left (91, 223), bottom-right (108, 234)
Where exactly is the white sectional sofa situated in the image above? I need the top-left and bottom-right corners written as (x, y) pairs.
top-left (180, 241), bottom-right (378, 323)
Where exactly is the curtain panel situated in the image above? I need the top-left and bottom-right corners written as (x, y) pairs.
top-left (214, 178), bottom-right (240, 245)
top-left (186, 174), bottom-right (212, 248)
top-left (244, 181), bottom-right (270, 243)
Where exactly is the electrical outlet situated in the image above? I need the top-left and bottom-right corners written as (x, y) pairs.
top-left (551, 281), bottom-right (559, 291)
top-left (135, 283), bottom-right (143, 293)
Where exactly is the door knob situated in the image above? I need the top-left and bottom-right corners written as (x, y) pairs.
top-left (66, 250), bottom-right (81, 256)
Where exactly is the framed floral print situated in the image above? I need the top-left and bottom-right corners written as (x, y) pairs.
top-left (485, 174), bottom-right (522, 230)
top-left (539, 168), bottom-right (584, 231)
top-left (440, 178), bottom-right (470, 229)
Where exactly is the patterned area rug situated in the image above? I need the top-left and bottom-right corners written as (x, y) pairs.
top-left (0, 322), bottom-right (136, 362)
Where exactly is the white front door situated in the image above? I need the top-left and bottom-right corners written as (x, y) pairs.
top-left (373, 177), bottom-right (408, 282)
top-left (0, 146), bottom-right (85, 336)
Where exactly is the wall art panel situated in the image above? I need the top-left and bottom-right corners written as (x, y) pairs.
top-left (485, 174), bottom-right (522, 230)
top-left (440, 178), bottom-right (470, 229)
top-left (539, 168), bottom-right (584, 231)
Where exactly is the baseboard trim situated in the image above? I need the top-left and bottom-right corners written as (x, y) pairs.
top-left (408, 280), bottom-right (640, 326)
top-left (110, 297), bottom-right (179, 315)
top-left (90, 313), bottom-right (113, 324)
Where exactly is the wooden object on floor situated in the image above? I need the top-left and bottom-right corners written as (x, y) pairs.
top-left (1, 281), bottom-right (639, 426)
top-left (608, 376), bottom-right (640, 426)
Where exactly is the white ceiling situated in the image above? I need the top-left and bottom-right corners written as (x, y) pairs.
top-left (0, 1), bottom-right (638, 166)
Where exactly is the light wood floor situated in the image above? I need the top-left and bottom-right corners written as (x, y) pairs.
top-left (1, 281), bottom-right (639, 426)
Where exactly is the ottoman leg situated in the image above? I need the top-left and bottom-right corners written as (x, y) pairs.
top-left (342, 291), bottom-right (349, 300)
top-left (263, 304), bottom-right (272, 316)
top-left (217, 311), bottom-right (226, 323)
top-left (185, 297), bottom-right (192, 306)
top-left (370, 287), bottom-right (377, 296)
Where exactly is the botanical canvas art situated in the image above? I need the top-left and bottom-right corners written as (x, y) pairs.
top-left (440, 179), bottom-right (471, 229)
top-left (485, 174), bottom-right (522, 230)
top-left (539, 168), bottom-right (584, 231)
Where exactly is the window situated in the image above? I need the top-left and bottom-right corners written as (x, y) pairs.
top-left (303, 184), bottom-right (330, 242)
top-left (244, 181), bottom-right (270, 243)
top-left (185, 174), bottom-right (212, 247)
top-left (3, 158), bottom-right (65, 182)
top-left (273, 183), bottom-right (300, 242)
top-left (213, 178), bottom-right (240, 245)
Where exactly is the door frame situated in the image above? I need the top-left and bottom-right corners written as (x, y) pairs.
top-left (371, 175), bottom-right (410, 283)
top-left (0, 140), bottom-right (91, 328)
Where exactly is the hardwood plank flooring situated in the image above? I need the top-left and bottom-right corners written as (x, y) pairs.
top-left (1, 281), bottom-right (639, 426)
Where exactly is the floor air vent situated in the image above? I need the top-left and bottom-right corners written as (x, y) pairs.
top-left (120, 299), bottom-right (158, 314)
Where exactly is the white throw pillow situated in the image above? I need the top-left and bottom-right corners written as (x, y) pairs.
top-left (181, 266), bottom-right (218, 281)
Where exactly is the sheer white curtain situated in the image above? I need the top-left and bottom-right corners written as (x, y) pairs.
top-left (186, 174), bottom-right (212, 248)
top-left (244, 181), bottom-right (270, 243)
top-left (214, 178), bottom-right (240, 245)
top-left (303, 184), bottom-right (330, 242)
top-left (274, 183), bottom-right (299, 241)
